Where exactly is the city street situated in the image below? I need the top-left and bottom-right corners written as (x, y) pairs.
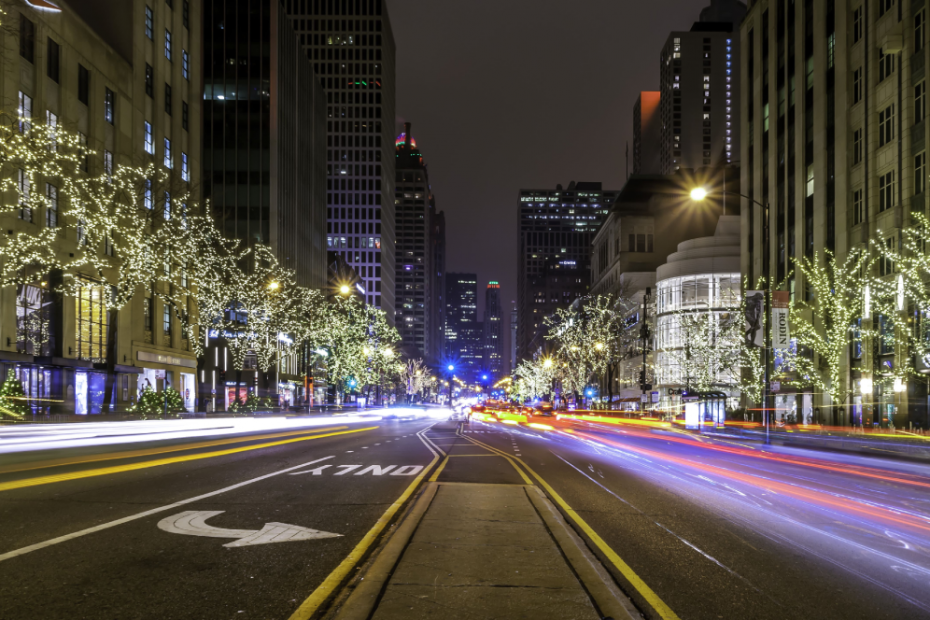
top-left (0, 414), bottom-right (442, 620)
top-left (3, 413), bottom-right (930, 619)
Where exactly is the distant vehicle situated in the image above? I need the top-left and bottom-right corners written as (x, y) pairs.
top-left (530, 402), bottom-right (555, 417)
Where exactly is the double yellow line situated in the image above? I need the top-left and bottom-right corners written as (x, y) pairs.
top-left (459, 429), bottom-right (682, 620)
top-left (0, 426), bottom-right (367, 493)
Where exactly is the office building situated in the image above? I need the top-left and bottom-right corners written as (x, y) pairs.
top-left (429, 204), bottom-right (446, 362)
top-left (516, 181), bottom-right (619, 360)
top-left (394, 122), bottom-right (434, 359)
top-left (633, 91), bottom-right (662, 175)
top-left (287, 0), bottom-right (397, 317)
top-left (741, 0), bottom-right (926, 427)
top-left (510, 302), bottom-right (518, 374)
top-left (659, 0), bottom-right (746, 173)
top-left (201, 0), bottom-right (326, 410)
top-left (0, 0), bottom-right (202, 414)
top-left (482, 282), bottom-right (504, 379)
top-left (445, 273), bottom-right (481, 381)
top-left (203, 0), bottom-right (327, 290)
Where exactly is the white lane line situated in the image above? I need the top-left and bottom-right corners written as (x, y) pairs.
top-left (346, 451), bottom-right (354, 453)
top-left (0, 455), bottom-right (336, 563)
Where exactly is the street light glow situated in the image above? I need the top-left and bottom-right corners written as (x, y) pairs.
top-left (543, 358), bottom-right (553, 368)
top-left (690, 187), bottom-right (708, 201)
top-left (267, 281), bottom-right (279, 290)
top-left (447, 364), bottom-right (454, 371)
top-left (339, 285), bottom-right (350, 295)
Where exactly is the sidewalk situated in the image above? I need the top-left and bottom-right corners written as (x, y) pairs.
top-left (333, 481), bottom-right (636, 620)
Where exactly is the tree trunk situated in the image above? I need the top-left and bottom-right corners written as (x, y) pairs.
top-left (607, 363), bottom-right (615, 410)
top-left (101, 308), bottom-right (118, 415)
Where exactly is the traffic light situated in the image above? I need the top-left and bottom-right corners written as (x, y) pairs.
top-left (638, 370), bottom-right (646, 388)
top-left (218, 370), bottom-right (226, 384)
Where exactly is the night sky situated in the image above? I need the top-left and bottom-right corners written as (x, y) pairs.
top-left (391, 0), bottom-right (708, 363)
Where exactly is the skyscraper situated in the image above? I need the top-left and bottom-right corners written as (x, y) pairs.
top-left (203, 0), bottom-right (327, 289)
top-left (633, 91), bottom-right (661, 175)
top-left (394, 122), bottom-right (434, 358)
top-left (429, 205), bottom-right (446, 362)
top-left (658, 0), bottom-right (746, 173)
top-left (445, 273), bottom-right (481, 381)
top-left (287, 0), bottom-right (396, 317)
top-left (482, 282), bottom-right (504, 379)
top-left (516, 181), bottom-right (619, 360)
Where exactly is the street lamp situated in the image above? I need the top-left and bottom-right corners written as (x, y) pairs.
top-left (339, 285), bottom-right (351, 295)
top-left (692, 185), bottom-right (771, 444)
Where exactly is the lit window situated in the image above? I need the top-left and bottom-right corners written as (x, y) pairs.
top-left (181, 152), bottom-right (189, 182)
top-left (165, 29), bottom-right (172, 60)
top-left (145, 5), bottom-right (153, 39)
top-left (164, 138), bottom-right (172, 168)
top-left (144, 121), bottom-right (154, 154)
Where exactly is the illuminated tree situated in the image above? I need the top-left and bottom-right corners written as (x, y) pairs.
top-left (0, 373), bottom-right (30, 419)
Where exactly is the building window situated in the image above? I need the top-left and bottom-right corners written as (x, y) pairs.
top-left (918, 81), bottom-right (927, 124)
top-left (853, 68), bottom-right (862, 104)
top-left (879, 104), bottom-right (895, 146)
top-left (105, 88), bottom-right (115, 124)
top-left (183, 0), bottom-right (189, 29)
top-left (47, 38), bottom-right (60, 83)
top-left (853, 128), bottom-right (863, 164)
top-left (854, 188), bottom-right (864, 225)
top-left (919, 10), bottom-right (927, 54)
top-left (144, 297), bottom-right (152, 331)
top-left (917, 151), bottom-right (927, 195)
top-left (18, 169), bottom-right (31, 222)
top-left (879, 170), bottom-right (895, 212)
top-left (164, 191), bottom-right (171, 220)
top-left (163, 303), bottom-right (172, 336)
top-left (78, 132), bottom-right (88, 172)
top-left (144, 178), bottom-right (153, 209)
top-left (879, 0), bottom-right (894, 19)
top-left (182, 101), bottom-right (188, 131)
top-left (104, 150), bottom-right (113, 181)
top-left (145, 64), bottom-right (154, 97)
top-left (45, 183), bottom-right (58, 228)
top-left (17, 91), bottom-right (32, 133)
top-left (165, 83), bottom-right (172, 114)
top-left (164, 138), bottom-right (172, 168)
top-left (78, 64), bottom-right (90, 105)
top-left (181, 152), bottom-right (189, 182)
top-left (182, 50), bottom-right (189, 79)
top-left (144, 121), bottom-right (154, 154)
top-left (46, 110), bottom-right (58, 150)
top-left (806, 164), bottom-right (814, 197)
top-left (75, 278), bottom-right (108, 362)
top-left (881, 237), bottom-right (896, 276)
top-left (853, 5), bottom-right (863, 43)
top-left (145, 5), bottom-right (154, 39)
top-left (165, 29), bottom-right (172, 61)
top-left (104, 231), bottom-right (114, 256)
top-left (879, 51), bottom-right (895, 82)
top-left (827, 33), bottom-right (835, 69)
top-left (20, 15), bottom-right (34, 62)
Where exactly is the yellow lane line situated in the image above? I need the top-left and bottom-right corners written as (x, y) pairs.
top-left (0, 426), bottom-right (348, 475)
top-left (288, 426), bottom-right (440, 620)
top-left (455, 429), bottom-right (533, 485)
top-left (428, 455), bottom-right (450, 482)
top-left (462, 433), bottom-right (681, 620)
top-left (446, 454), bottom-right (497, 457)
top-left (0, 427), bottom-right (376, 493)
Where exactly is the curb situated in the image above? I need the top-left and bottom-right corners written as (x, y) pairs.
top-left (527, 485), bottom-right (642, 620)
top-left (329, 481), bottom-right (440, 620)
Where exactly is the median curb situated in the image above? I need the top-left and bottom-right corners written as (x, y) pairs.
top-left (526, 485), bottom-right (642, 620)
top-left (326, 481), bottom-right (440, 620)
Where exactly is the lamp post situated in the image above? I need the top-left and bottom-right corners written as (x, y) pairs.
top-left (447, 364), bottom-right (455, 409)
top-left (692, 186), bottom-right (771, 444)
top-left (543, 357), bottom-right (554, 402)
top-left (641, 287), bottom-right (651, 414)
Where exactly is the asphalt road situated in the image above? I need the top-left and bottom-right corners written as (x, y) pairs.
top-left (4, 413), bottom-right (930, 620)
top-left (0, 415), bottom-right (441, 620)
top-left (463, 418), bottom-right (930, 620)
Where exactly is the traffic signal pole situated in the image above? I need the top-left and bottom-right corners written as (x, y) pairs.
top-left (640, 287), bottom-right (651, 413)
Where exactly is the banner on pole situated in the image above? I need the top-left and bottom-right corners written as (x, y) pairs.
top-left (744, 291), bottom-right (764, 348)
top-left (772, 291), bottom-right (790, 350)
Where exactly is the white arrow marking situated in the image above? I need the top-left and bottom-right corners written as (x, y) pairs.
top-left (157, 511), bottom-right (342, 548)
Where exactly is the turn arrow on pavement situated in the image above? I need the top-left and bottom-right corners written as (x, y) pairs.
top-left (157, 511), bottom-right (342, 548)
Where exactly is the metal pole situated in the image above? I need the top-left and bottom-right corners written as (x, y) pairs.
top-left (641, 288), bottom-right (650, 413)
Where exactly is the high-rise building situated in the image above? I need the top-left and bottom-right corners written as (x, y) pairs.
top-left (288, 0), bottom-right (397, 317)
top-left (516, 182), bottom-right (619, 360)
top-left (740, 0), bottom-right (925, 427)
top-left (510, 302), bottom-right (518, 374)
top-left (393, 122), bottom-right (435, 358)
top-left (1, 0), bottom-right (203, 414)
top-left (633, 91), bottom-right (662, 175)
top-left (445, 273), bottom-right (481, 380)
top-left (203, 0), bottom-right (327, 290)
top-left (482, 282), bottom-right (504, 379)
top-left (429, 205), bottom-right (446, 362)
top-left (659, 0), bottom-right (746, 174)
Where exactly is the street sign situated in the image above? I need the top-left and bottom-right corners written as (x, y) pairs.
top-left (771, 381), bottom-right (781, 392)
top-left (772, 291), bottom-right (790, 349)
top-left (651, 391), bottom-right (660, 403)
top-left (157, 511), bottom-right (342, 548)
